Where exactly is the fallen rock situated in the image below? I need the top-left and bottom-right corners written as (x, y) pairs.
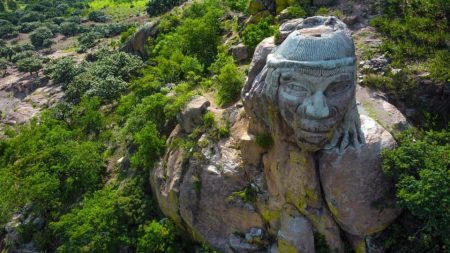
top-left (231, 44), bottom-right (249, 62)
top-left (178, 96), bottom-right (210, 133)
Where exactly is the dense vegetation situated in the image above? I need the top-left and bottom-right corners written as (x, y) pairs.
top-left (0, 0), bottom-right (246, 251)
top-left (381, 129), bottom-right (449, 252)
top-left (0, 0), bottom-right (448, 252)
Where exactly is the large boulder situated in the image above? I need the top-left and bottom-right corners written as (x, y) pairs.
top-left (231, 44), bottom-right (250, 62)
top-left (178, 95), bottom-right (210, 133)
top-left (319, 115), bottom-right (401, 238)
top-left (120, 21), bottom-right (159, 59)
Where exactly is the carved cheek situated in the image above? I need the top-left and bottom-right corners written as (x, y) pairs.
top-left (327, 88), bottom-right (354, 114)
top-left (278, 85), bottom-right (307, 122)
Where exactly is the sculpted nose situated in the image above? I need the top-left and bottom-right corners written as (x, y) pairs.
top-left (305, 91), bottom-right (329, 119)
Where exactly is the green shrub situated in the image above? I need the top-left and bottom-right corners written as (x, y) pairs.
top-left (44, 57), bottom-right (79, 85)
top-left (229, 184), bottom-right (257, 203)
top-left (256, 133), bottom-right (273, 148)
top-left (120, 25), bottom-right (137, 43)
top-left (241, 16), bottom-right (275, 51)
top-left (60, 21), bottom-right (79, 36)
top-left (315, 7), bottom-right (329, 15)
top-left (382, 129), bottom-right (450, 251)
top-left (130, 121), bottom-right (166, 169)
top-left (224, 0), bottom-right (249, 12)
top-left (0, 19), bottom-right (17, 39)
top-left (287, 6), bottom-right (307, 18)
top-left (88, 10), bottom-right (109, 22)
top-left (202, 112), bottom-right (216, 128)
top-left (78, 31), bottom-right (101, 49)
top-left (361, 74), bottom-right (393, 90)
top-left (146, 0), bottom-right (186, 17)
top-left (427, 50), bottom-right (450, 83)
top-left (51, 179), bottom-right (153, 252)
top-left (216, 62), bottom-right (244, 106)
top-left (30, 26), bottom-right (53, 48)
top-left (0, 57), bottom-right (8, 76)
top-left (16, 57), bottom-right (42, 75)
top-left (137, 219), bottom-right (181, 253)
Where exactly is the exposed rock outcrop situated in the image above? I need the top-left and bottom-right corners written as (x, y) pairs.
top-left (120, 21), bottom-right (159, 59)
top-left (151, 16), bottom-right (403, 252)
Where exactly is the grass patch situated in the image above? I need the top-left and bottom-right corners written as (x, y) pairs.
top-left (88, 0), bottom-right (147, 21)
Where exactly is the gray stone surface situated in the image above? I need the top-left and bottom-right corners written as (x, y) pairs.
top-left (231, 44), bottom-right (250, 62)
top-left (277, 205), bottom-right (314, 253)
top-left (151, 16), bottom-right (401, 253)
top-left (319, 115), bottom-right (400, 237)
top-left (120, 21), bottom-right (159, 58)
top-left (178, 95), bottom-right (210, 133)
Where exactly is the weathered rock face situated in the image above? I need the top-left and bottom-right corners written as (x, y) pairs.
top-left (151, 16), bottom-right (402, 253)
top-left (120, 21), bottom-right (159, 59)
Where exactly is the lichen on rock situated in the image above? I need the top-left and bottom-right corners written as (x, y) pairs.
top-left (151, 16), bottom-right (403, 253)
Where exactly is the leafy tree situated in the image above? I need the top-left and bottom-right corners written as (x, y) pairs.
top-left (19, 11), bottom-right (44, 23)
top-left (146, 0), bottom-right (186, 17)
top-left (51, 179), bottom-right (153, 252)
top-left (78, 31), bottom-right (100, 49)
top-left (130, 121), bottom-right (165, 169)
top-left (0, 19), bottom-right (17, 38)
top-left (88, 10), bottom-right (109, 23)
top-left (137, 219), bottom-right (180, 253)
top-left (224, 0), bottom-right (249, 12)
top-left (241, 16), bottom-right (275, 50)
top-left (86, 75), bottom-right (127, 101)
top-left (215, 61), bottom-right (244, 106)
top-left (382, 129), bottom-right (450, 251)
top-left (59, 21), bottom-right (79, 36)
top-left (44, 57), bottom-right (79, 85)
top-left (0, 45), bottom-right (14, 60)
top-left (30, 26), bottom-right (53, 48)
top-left (16, 57), bottom-right (43, 75)
top-left (0, 57), bottom-right (8, 77)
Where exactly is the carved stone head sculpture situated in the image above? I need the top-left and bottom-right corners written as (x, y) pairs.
top-left (243, 16), bottom-right (364, 151)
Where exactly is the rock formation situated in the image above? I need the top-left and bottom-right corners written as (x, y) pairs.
top-left (151, 16), bottom-right (402, 252)
top-left (120, 21), bottom-right (159, 59)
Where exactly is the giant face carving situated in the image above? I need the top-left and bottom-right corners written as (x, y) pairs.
top-left (243, 16), bottom-right (364, 152)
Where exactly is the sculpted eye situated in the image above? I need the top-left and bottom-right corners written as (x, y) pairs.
top-left (325, 81), bottom-right (351, 96)
top-left (286, 83), bottom-right (308, 93)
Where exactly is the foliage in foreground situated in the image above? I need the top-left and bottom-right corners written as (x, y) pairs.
top-left (382, 129), bottom-right (450, 252)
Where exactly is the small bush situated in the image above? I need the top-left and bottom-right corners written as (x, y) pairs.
top-left (30, 26), bottom-right (53, 48)
top-left (17, 57), bottom-right (43, 75)
top-left (382, 129), bottom-right (450, 251)
top-left (241, 16), bottom-right (275, 51)
top-left (146, 0), bottom-right (186, 17)
top-left (137, 219), bottom-right (181, 253)
top-left (315, 7), bottom-right (329, 16)
top-left (287, 6), bottom-right (307, 18)
top-left (229, 184), bottom-right (257, 203)
top-left (88, 10), bottom-right (109, 22)
top-left (202, 112), bottom-right (215, 128)
top-left (215, 62), bottom-right (245, 106)
top-left (256, 133), bottom-right (273, 148)
top-left (361, 74), bottom-right (393, 90)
